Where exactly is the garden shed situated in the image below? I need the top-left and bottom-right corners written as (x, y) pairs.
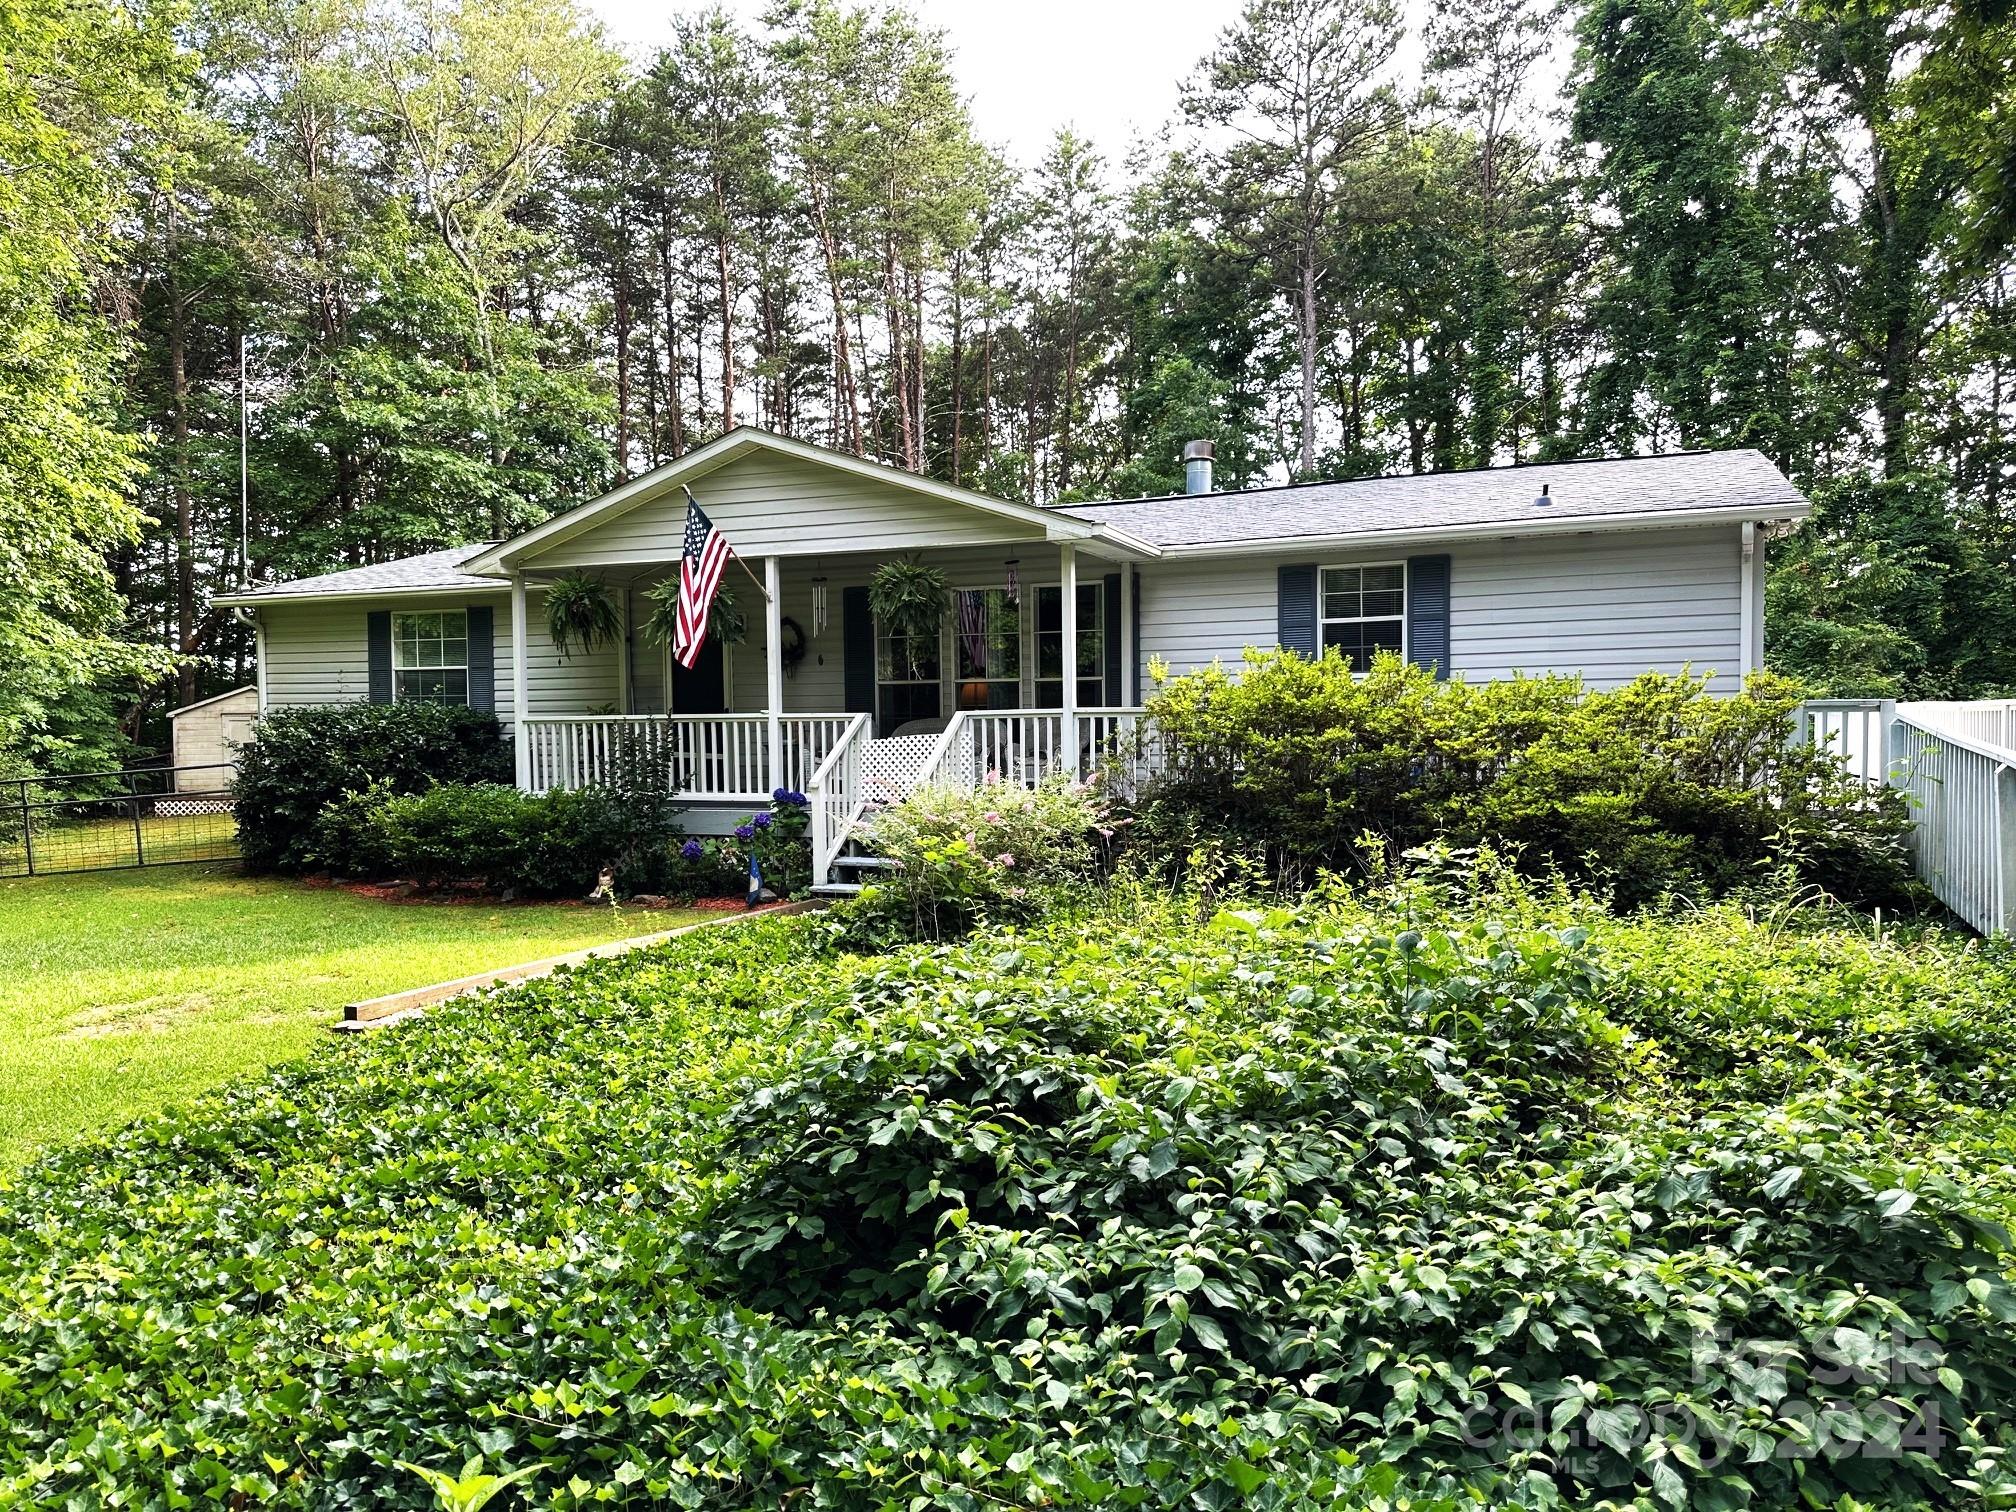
top-left (168, 686), bottom-right (259, 787)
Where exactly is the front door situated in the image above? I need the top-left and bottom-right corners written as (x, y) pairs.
top-left (670, 637), bottom-right (727, 715)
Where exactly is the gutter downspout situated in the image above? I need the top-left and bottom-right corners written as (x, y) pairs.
top-left (1739, 522), bottom-right (1759, 680)
top-left (230, 606), bottom-right (267, 711)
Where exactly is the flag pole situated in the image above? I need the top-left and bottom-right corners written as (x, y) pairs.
top-left (683, 485), bottom-right (771, 600)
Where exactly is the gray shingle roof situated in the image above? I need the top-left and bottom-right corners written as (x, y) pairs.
top-left (1055, 448), bottom-right (1807, 548)
top-left (223, 545), bottom-right (500, 602)
top-left (226, 449), bottom-right (1809, 603)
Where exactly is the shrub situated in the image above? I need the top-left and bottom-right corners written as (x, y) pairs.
top-left (6, 894), bottom-right (2016, 1508)
top-left (233, 703), bottom-right (511, 872)
top-left (1139, 651), bottom-right (1915, 908)
top-left (841, 775), bottom-right (1108, 943)
top-left (312, 781), bottom-right (677, 898)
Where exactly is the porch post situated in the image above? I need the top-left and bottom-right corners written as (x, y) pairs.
top-left (765, 555), bottom-right (784, 795)
top-left (615, 583), bottom-right (631, 714)
top-left (1060, 543), bottom-right (1079, 777)
top-left (1119, 561), bottom-right (1135, 706)
top-left (510, 571), bottom-right (530, 790)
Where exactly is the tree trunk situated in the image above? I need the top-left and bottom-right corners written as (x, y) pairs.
top-left (948, 250), bottom-right (965, 485)
top-left (658, 216), bottom-right (686, 456)
top-left (715, 178), bottom-right (734, 433)
top-left (809, 184), bottom-right (862, 453)
top-left (1297, 237), bottom-right (1319, 478)
top-left (613, 238), bottom-right (633, 483)
top-left (883, 231), bottom-right (917, 470)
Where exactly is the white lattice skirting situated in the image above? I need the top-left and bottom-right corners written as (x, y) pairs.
top-left (859, 735), bottom-right (943, 802)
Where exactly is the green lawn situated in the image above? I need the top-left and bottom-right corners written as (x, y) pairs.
top-left (0, 864), bottom-right (704, 1171)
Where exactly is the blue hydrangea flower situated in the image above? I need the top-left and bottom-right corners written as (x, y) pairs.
top-left (680, 839), bottom-right (704, 861)
top-left (753, 811), bottom-right (774, 830)
top-left (734, 824), bottom-right (755, 841)
top-left (772, 787), bottom-right (790, 803)
top-left (782, 789), bottom-right (808, 807)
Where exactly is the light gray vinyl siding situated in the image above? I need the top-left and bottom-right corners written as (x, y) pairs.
top-left (257, 524), bottom-right (1752, 721)
top-left (534, 451), bottom-right (1047, 568)
top-left (623, 583), bottom-right (666, 714)
top-left (1133, 558), bottom-right (1282, 681)
top-left (1445, 528), bottom-right (1742, 687)
top-left (260, 591), bottom-right (620, 725)
top-left (1133, 524), bottom-right (1747, 691)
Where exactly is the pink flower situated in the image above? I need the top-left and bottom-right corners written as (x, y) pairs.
top-left (995, 852), bottom-right (1016, 868)
top-left (983, 812), bottom-right (1003, 825)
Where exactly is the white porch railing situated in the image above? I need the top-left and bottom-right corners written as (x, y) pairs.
top-left (911, 707), bottom-right (1152, 794)
top-left (520, 714), bottom-right (856, 800)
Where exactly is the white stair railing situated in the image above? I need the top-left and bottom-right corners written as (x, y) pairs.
top-left (806, 713), bottom-right (872, 888)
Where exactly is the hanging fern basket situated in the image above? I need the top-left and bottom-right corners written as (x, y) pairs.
top-left (642, 578), bottom-right (747, 649)
top-left (544, 574), bottom-right (622, 658)
top-left (869, 557), bottom-right (948, 642)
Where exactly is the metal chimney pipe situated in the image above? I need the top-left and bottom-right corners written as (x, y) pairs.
top-left (1183, 439), bottom-right (1215, 496)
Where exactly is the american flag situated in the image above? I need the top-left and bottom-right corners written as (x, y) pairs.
top-left (673, 490), bottom-right (732, 669)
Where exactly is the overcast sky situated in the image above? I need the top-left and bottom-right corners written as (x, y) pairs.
top-left (582, 0), bottom-right (1261, 168)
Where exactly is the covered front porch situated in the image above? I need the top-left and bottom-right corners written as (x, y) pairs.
top-left (460, 428), bottom-right (1164, 881)
top-left (502, 539), bottom-right (1154, 885)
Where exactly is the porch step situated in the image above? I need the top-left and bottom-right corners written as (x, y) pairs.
top-left (811, 881), bottom-right (864, 897)
top-left (831, 854), bottom-right (899, 871)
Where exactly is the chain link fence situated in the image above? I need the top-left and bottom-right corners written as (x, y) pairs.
top-left (1, 765), bottom-right (239, 878)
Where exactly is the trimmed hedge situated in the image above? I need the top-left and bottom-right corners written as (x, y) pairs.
top-left (310, 781), bottom-right (670, 898)
top-left (3, 881), bottom-right (2016, 1508)
top-left (232, 703), bottom-right (512, 872)
top-left (1138, 654), bottom-right (1916, 907)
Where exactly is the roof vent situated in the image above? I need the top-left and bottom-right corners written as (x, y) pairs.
top-left (1534, 482), bottom-right (1552, 507)
top-left (1183, 439), bottom-right (1215, 496)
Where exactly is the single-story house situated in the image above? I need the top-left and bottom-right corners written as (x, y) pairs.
top-left (215, 426), bottom-right (1812, 884)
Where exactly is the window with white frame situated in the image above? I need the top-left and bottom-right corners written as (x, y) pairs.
top-left (1319, 564), bottom-right (1405, 672)
top-left (392, 610), bottom-right (470, 704)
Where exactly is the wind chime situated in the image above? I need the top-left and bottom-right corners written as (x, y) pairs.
top-left (1003, 559), bottom-right (1020, 605)
top-left (810, 577), bottom-right (829, 637)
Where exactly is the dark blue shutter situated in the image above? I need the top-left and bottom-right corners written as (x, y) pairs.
top-left (1406, 554), bottom-right (1452, 679)
top-left (466, 604), bottom-right (495, 711)
top-left (1277, 564), bottom-right (1318, 658)
top-left (1130, 570), bottom-right (1142, 704)
top-left (842, 586), bottom-right (874, 715)
top-left (366, 611), bottom-right (393, 703)
top-left (1102, 573), bottom-right (1122, 704)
